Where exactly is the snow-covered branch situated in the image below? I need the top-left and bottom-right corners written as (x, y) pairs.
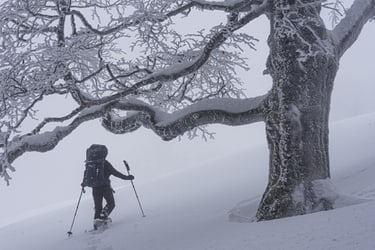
top-left (102, 95), bottom-right (268, 141)
top-left (0, 102), bottom-right (113, 184)
top-left (68, 0), bottom-right (266, 36)
top-left (331, 0), bottom-right (375, 58)
top-left (85, 4), bottom-right (267, 106)
top-left (0, 0), bottom-right (269, 184)
top-left (189, 0), bottom-right (258, 12)
top-left (0, 92), bottom-right (267, 183)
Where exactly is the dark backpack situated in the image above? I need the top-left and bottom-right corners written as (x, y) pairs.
top-left (82, 144), bottom-right (110, 188)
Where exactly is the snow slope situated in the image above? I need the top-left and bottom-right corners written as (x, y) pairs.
top-left (0, 113), bottom-right (375, 250)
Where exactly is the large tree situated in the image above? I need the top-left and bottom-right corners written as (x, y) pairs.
top-left (0, 0), bottom-right (374, 220)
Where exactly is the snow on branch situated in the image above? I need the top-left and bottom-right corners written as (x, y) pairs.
top-left (0, 102), bottom-right (112, 183)
top-left (87, 3), bottom-right (268, 106)
top-left (331, 0), bottom-right (375, 58)
top-left (1, 92), bottom-right (267, 183)
top-left (68, 0), bottom-right (262, 37)
top-left (189, 0), bottom-right (256, 12)
top-left (102, 95), bottom-right (268, 141)
top-left (0, 0), bottom-right (269, 184)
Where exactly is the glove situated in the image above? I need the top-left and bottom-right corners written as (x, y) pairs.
top-left (127, 174), bottom-right (134, 181)
top-left (81, 183), bottom-right (86, 193)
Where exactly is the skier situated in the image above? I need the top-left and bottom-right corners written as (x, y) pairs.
top-left (81, 144), bottom-right (134, 230)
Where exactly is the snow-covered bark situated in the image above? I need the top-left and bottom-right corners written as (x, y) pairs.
top-left (255, 0), bottom-right (374, 220)
top-left (256, 0), bottom-right (339, 220)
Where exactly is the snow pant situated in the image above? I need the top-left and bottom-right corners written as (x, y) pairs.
top-left (92, 186), bottom-right (115, 219)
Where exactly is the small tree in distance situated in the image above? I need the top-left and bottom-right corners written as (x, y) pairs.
top-left (0, 0), bottom-right (374, 221)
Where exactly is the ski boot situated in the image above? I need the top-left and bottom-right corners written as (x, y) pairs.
top-left (93, 209), bottom-right (112, 230)
top-left (100, 208), bottom-right (109, 220)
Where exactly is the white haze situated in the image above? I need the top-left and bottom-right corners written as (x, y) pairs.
top-left (0, 4), bottom-right (374, 250)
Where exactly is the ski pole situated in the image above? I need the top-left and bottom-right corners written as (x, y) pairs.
top-left (123, 160), bottom-right (146, 217)
top-left (67, 189), bottom-right (84, 236)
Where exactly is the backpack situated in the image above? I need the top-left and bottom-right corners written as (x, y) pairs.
top-left (82, 144), bottom-right (110, 188)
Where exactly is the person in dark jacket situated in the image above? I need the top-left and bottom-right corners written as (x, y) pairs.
top-left (81, 146), bottom-right (134, 228)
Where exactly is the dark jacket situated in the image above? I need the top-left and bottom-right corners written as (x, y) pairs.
top-left (82, 160), bottom-right (132, 188)
top-left (103, 160), bottom-right (131, 182)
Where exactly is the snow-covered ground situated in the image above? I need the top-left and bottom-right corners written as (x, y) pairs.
top-left (0, 112), bottom-right (375, 250)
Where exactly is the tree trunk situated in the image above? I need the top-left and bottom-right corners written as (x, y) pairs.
top-left (256, 0), bottom-right (339, 220)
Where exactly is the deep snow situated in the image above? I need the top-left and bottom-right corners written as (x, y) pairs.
top-left (0, 113), bottom-right (375, 250)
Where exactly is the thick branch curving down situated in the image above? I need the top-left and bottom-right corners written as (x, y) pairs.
top-left (0, 102), bottom-right (114, 184)
top-left (102, 95), bottom-right (268, 141)
top-left (0, 92), bottom-right (267, 183)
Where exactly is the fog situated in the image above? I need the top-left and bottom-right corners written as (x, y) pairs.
top-left (0, 3), bottom-right (374, 225)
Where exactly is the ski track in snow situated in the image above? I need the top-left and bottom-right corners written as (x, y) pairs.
top-left (0, 113), bottom-right (375, 250)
